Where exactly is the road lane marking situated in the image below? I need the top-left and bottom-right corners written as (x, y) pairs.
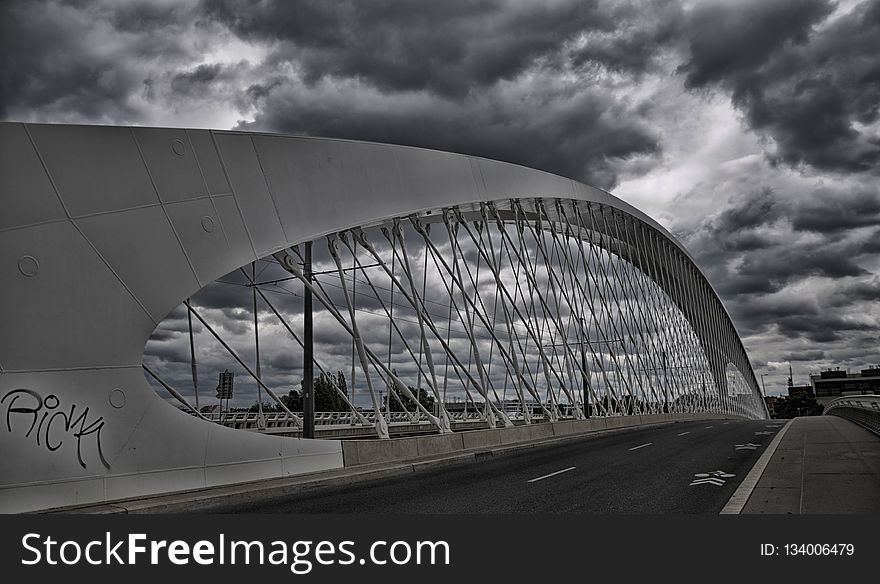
top-left (704, 425), bottom-right (714, 429)
top-left (628, 442), bottom-right (653, 451)
top-left (677, 432), bottom-right (690, 436)
top-left (528, 466), bottom-right (576, 483)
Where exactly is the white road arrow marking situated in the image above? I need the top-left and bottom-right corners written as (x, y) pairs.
top-left (735, 443), bottom-right (760, 450)
top-left (690, 478), bottom-right (726, 486)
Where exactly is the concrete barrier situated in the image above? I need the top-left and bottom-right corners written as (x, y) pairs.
top-left (341, 414), bottom-right (737, 468)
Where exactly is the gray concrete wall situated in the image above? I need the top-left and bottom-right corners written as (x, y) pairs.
top-left (342, 413), bottom-right (737, 467)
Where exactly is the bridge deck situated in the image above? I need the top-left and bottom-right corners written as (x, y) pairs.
top-left (44, 416), bottom-right (880, 514)
top-left (740, 416), bottom-right (880, 514)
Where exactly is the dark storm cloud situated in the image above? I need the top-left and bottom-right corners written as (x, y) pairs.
top-left (680, 0), bottom-right (880, 174)
top-left (681, 180), bottom-right (880, 362)
top-left (791, 189), bottom-right (880, 233)
top-left (200, 0), bottom-right (679, 188)
top-left (0, 0), bottom-right (197, 122)
top-left (782, 350), bottom-right (826, 362)
top-left (828, 280), bottom-right (880, 307)
top-left (244, 84), bottom-right (659, 189)
top-left (204, 0), bottom-right (661, 96)
top-left (776, 314), bottom-right (876, 343)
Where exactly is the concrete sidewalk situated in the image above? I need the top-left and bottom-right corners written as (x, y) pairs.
top-left (741, 416), bottom-right (880, 514)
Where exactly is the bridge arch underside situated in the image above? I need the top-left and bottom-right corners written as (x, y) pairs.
top-left (0, 123), bottom-right (766, 512)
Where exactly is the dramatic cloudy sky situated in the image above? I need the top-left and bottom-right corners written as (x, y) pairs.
top-left (3, 0), bottom-right (879, 400)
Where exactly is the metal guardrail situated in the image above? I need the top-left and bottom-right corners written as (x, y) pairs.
top-left (823, 395), bottom-right (880, 435)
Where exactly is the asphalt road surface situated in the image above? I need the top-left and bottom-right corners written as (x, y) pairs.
top-left (221, 419), bottom-right (786, 514)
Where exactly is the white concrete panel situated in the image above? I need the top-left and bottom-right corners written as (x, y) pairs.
top-left (0, 368), bottom-right (158, 486)
top-left (0, 123), bottom-right (67, 230)
top-left (213, 133), bottom-right (285, 255)
top-left (280, 439), bottom-right (344, 476)
top-left (204, 423), bottom-right (283, 466)
top-left (213, 194), bottom-right (257, 270)
top-left (253, 136), bottom-right (401, 240)
top-left (0, 478), bottom-right (106, 514)
top-left (189, 130), bottom-right (231, 196)
top-left (133, 127), bottom-right (208, 203)
top-left (477, 156), bottom-right (572, 201)
top-left (76, 205), bottom-right (200, 322)
top-left (103, 398), bottom-right (211, 477)
top-left (166, 198), bottom-right (238, 286)
top-left (0, 221), bottom-right (154, 370)
top-left (104, 468), bottom-right (207, 502)
top-left (394, 146), bottom-right (481, 210)
top-left (204, 460), bottom-right (283, 487)
top-left (28, 124), bottom-right (158, 217)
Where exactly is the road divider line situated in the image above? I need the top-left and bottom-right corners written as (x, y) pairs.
top-left (704, 426), bottom-right (714, 429)
top-left (628, 443), bottom-right (652, 451)
top-left (720, 420), bottom-right (793, 515)
top-left (528, 466), bottom-right (576, 483)
top-left (677, 432), bottom-right (690, 436)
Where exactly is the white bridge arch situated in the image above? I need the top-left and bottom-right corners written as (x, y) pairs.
top-left (0, 123), bottom-right (767, 512)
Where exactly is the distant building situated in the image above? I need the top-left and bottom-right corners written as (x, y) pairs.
top-left (787, 384), bottom-right (814, 398)
top-left (810, 367), bottom-right (880, 407)
top-left (764, 396), bottom-right (781, 418)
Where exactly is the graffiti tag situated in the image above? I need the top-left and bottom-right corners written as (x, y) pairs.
top-left (1, 389), bottom-right (110, 469)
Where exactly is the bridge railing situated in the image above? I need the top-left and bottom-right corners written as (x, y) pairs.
top-left (194, 406), bottom-right (674, 433)
top-left (823, 395), bottom-right (880, 435)
top-left (199, 410), bottom-right (497, 431)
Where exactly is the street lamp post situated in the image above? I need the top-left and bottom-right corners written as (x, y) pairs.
top-left (303, 242), bottom-right (315, 439)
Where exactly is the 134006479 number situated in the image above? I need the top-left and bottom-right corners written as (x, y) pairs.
top-left (784, 544), bottom-right (855, 556)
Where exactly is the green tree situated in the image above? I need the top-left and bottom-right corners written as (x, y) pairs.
top-left (774, 394), bottom-right (823, 418)
top-left (315, 371), bottom-right (349, 412)
top-left (280, 371), bottom-right (349, 412)
top-left (384, 386), bottom-right (435, 413)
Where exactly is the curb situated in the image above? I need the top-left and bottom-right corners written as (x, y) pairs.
top-left (720, 419), bottom-right (793, 515)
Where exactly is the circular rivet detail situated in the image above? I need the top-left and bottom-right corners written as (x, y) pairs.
top-left (109, 388), bottom-right (126, 409)
top-left (17, 255), bottom-right (39, 277)
top-left (201, 215), bottom-right (215, 233)
top-left (172, 139), bottom-right (186, 156)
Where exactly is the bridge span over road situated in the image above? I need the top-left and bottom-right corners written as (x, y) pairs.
top-left (0, 121), bottom-right (812, 514)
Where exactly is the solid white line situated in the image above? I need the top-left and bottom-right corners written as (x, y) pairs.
top-left (528, 466), bottom-right (576, 483)
top-left (628, 442), bottom-right (653, 451)
top-left (677, 432), bottom-right (690, 436)
top-left (720, 420), bottom-right (793, 515)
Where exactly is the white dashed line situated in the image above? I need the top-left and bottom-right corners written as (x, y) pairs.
top-left (704, 426), bottom-right (714, 429)
top-left (677, 432), bottom-right (691, 436)
top-left (628, 443), bottom-right (653, 451)
top-left (528, 466), bottom-right (576, 483)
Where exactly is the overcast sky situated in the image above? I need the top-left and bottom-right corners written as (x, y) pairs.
top-left (3, 0), bottom-right (878, 399)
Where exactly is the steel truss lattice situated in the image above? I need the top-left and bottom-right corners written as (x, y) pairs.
top-left (159, 197), bottom-right (767, 439)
